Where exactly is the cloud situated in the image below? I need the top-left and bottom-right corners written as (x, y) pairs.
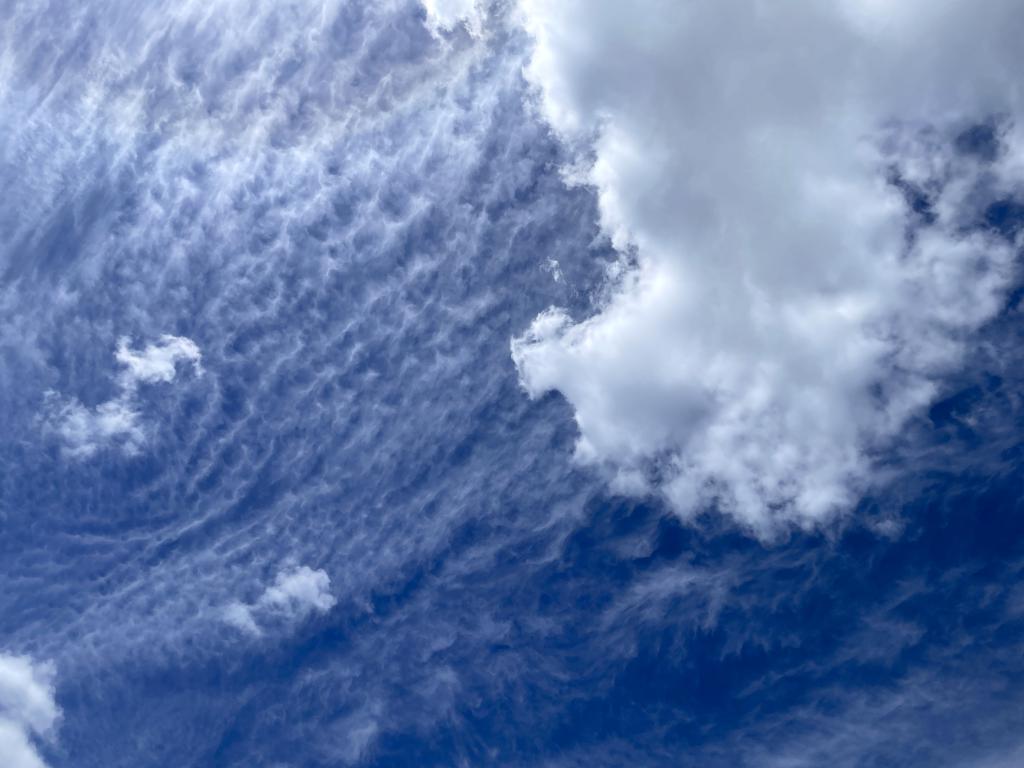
top-left (114, 335), bottom-right (203, 389)
top-left (40, 335), bottom-right (201, 458)
top-left (225, 565), bottom-right (337, 636)
top-left (421, 0), bottom-right (484, 36)
top-left (0, 654), bottom-right (60, 768)
top-left (0, 0), bottom-right (601, 692)
top-left (261, 565), bottom-right (337, 613)
top-left (509, 0), bottom-right (1024, 533)
top-left (39, 394), bottom-right (145, 460)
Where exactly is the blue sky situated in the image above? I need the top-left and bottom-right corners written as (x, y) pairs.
top-left (2, 1), bottom-right (1024, 766)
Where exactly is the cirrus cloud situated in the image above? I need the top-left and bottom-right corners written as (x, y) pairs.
top-left (40, 335), bottom-right (201, 458)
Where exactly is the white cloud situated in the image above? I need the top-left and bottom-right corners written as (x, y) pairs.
top-left (0, 654), bottom-right (59, 768)
top-left (41, 335), bottom-right (201, 458)
top-left (421, 0), bottom-right (484, 36)
top-left (114, 335), bottom-right (203, 389)
top-left (2, 0), bottom-right (577, 682)
top-left (223, 602), bottom-right (262, 636)
top-left (225, 565), bottom-right (336, 636)
top-left (510, 0), bottom-right (1024, 533)
top-left (262, 565), bottom-right (337, 613)
top-left (40, 394), bottom-right (145, 459)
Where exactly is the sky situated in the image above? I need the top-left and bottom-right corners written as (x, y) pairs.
top-left (1, 1), bottom-right (1024, 766)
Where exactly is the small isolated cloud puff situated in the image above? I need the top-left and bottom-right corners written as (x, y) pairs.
top-left (114, 335), bottom-right (203, 389)
top-left (0, 653), bottom-right (60, 768)
top-left (225, 565), bottom-right (337, 636)
top-left (41, 334), bottom-right (201, 458)
top-left (510, 0), bottom-right (1024, 534)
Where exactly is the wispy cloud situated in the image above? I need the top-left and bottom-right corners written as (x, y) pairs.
top-left (421, 0), bottom-right (484, 36)
top-left (4, 1), bottom-right (1022, 765)
top-left (39, 335), bottom-right (201, 458)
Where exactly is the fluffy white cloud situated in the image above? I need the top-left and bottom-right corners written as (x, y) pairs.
top-left (225, 565), bottom-right (337, 636)
top-left (114, 335), bottom-right (203, 389)
top-left (41, 335), bottom-right (201, 458)
top-left (0, 654), bottom-right (59, 768)
top-left (509, 0), bottom-right (1024, 532)
top-left (262, 565), bottom-right (337, 613)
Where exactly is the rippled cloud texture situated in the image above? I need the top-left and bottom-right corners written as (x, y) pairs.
top-left (40, 335), bottom-right (201, 457)
top-left (3, 1), bottom-right (1024, 766)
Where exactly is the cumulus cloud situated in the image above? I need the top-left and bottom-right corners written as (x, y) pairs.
top-left (0, 654), bottom-right (60, 768)
top-left (509, 0), bottom-right (1024, 532)
top-left (225, 565), bottom-right (337, 636)
top-left (41, 335), bottom-right (201, 458)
